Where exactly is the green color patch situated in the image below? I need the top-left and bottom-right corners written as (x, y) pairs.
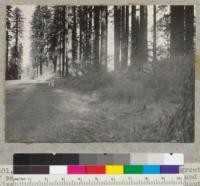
top-left (124, 165), bottom-right (143, 174)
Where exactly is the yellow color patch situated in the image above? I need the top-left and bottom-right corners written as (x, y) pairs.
top-left (196, 55), bottom-right (200, 80)
top-left (106, 165), bottom-right (124, 174)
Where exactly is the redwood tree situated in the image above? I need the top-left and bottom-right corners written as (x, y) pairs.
top-left (114, 6), bottom-right (121, 71)
top-left (170, 6), bottom-right (184, 62)
top-left (93, 6), bottom-right (100, 70)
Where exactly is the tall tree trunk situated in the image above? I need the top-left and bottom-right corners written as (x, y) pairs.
top-left (40, 58), bottom-right (43, 75)
top-left (139, 6), bottom-right (148, 70)
top-left (133, 17), bottom-right (140, 70)
top-left (185, 6), bottom-right (194, 60)
top-left (167, 6), bottom-right (194, 142)
top-left (93, 6), bottom-right (100, 71)
top-left (6, 30), bottom-right (9, 79)
top-left (122, 6), bottom-right (129, 69)
top-left (53, 56), bottom-right (57, 73)
top-left (15, 13), bottom-right (19, 78)
top-left (100, 8), bottom-right (103, 66)
top-left (131, 6), bottom-right (136, 66)
top-left (72, 6), bottom-right (77, 63)
top-left (100, 6), bottom-right (108, 70)
top-left (85, 7), bottom-right (91, 66)
top-left (65, 7), bottom-right (69, 77)
top-left (82, 7), bottom-right (87, 68)
top-left (114, 6), bottom-right (121, 71)
top-left (153, 6), bottom-right (157, 62)
top-left (59, 34), bottom-right (62, 76)
top-left (88, 6), bottom-right (93, 64)
top-left (184, 6), bottom-right (195, 142)
top-left (62, 6), bottom-right (66, 77)
top-left (79, 7), bottom-right (83, 61)
top-left (105, 7), bottom-right (108, 70)
top-left (6, 6), bottom-right (12, 80)
top-left (120, 6), bottom-right (125, 70)
top-left (170, 6), bottom-right (184, 62)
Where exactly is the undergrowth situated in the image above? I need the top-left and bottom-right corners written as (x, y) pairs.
top-left (62, 59), bottom-right (188, 105)
top-left (56, 58), bottom-right (194, 142)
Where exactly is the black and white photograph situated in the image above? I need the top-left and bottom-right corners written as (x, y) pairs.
top-left (5, 5), bottom-right (195, 143)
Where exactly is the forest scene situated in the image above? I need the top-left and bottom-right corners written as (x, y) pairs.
top-left (6, 5), bottom-right (195, 142)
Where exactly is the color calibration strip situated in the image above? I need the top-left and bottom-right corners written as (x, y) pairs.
top-left (13, 165), bottom-right (180, 174)
top-left (13, 153), bottom-right (184, 166)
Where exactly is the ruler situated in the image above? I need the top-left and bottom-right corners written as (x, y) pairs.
top-left (13, 174), bottom-right (183, 186)
top-left (0, 165), bottom-right (184, 186)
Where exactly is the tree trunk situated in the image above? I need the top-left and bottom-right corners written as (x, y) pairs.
top-left (131, 6), bottom-right (136, 66)
top-left (6, 6), bottom-right (12, 80)
top-left (15, 13), bottom-right (19, 79)
top-left (114, 6), bottom-right (121, 71)
top-left (100, 6), bottom-right (108, 70)
top-left (120, 6), bottom-right (125, 70)
top-left (93, 6), bottom-right (100, 71)
top-left (79, 7), bottom-right (83, 61)
top-left (185, 6), bottom-right (194, 60)
top-left (123, 6), bottom-right (129, 69)
top-left (59, 33), bottom-right (62, 76)
top-left (153, 5), bottom-right (157, 62)
top-left (6, 30), bottom-right (9, 79)
top-left (82, 7), bottom-right (87, 68)
top-left (53, 56), bottom-right (57, 73)
top-left (133, 17), bottom-right (140, 70)
top-left (72, 6), bottom-right (77, 63)
top-left (170, 6), bottom-right (184, 62)
top-left (85, 7), bottom-right (90, 65)
top-left (40, 58), bottom-right (43, 75)
top-left (100, 8), bottom-right (103, 66)
top-left (139, 6), bottom-right (148, 70)
top-left (105, 7), bottom-right (108, 70)
top-left (88, 6), bottom-right (93, 64)
top-left (62, 6), bottom-right (66, 77)
top-left (65, 7), bottom-right (69, 77)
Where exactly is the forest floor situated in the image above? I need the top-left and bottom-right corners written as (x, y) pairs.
top-left (5, 76), bottom-right (181, 143)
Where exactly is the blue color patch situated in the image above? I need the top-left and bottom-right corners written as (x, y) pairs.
top-left (143, 165), bottom-right (160, 174)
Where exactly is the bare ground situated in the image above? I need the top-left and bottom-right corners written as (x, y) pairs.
top-left (6, 79), bottom-right (177, 142)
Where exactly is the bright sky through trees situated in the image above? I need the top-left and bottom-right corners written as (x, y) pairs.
top-left (18, 5), bottom-right (167, 78)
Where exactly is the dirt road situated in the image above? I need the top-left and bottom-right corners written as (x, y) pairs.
top-left (6, 80), bottom-right (100, 142)
top-left (6, 80), bottom-right (172, 142)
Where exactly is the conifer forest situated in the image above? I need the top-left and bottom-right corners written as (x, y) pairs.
top-left (6, 5), bottom-right (195, 143)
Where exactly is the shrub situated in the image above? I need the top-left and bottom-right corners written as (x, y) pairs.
top-left (62, 69), bottom-right (114, 93)
top-left (100, 74), bottom-right (146, 103)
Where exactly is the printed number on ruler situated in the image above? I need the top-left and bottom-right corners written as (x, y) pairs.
top-left (0, 165), bottom-right (13, 186)
top-left (13, 175), bottom-right (184, 186)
